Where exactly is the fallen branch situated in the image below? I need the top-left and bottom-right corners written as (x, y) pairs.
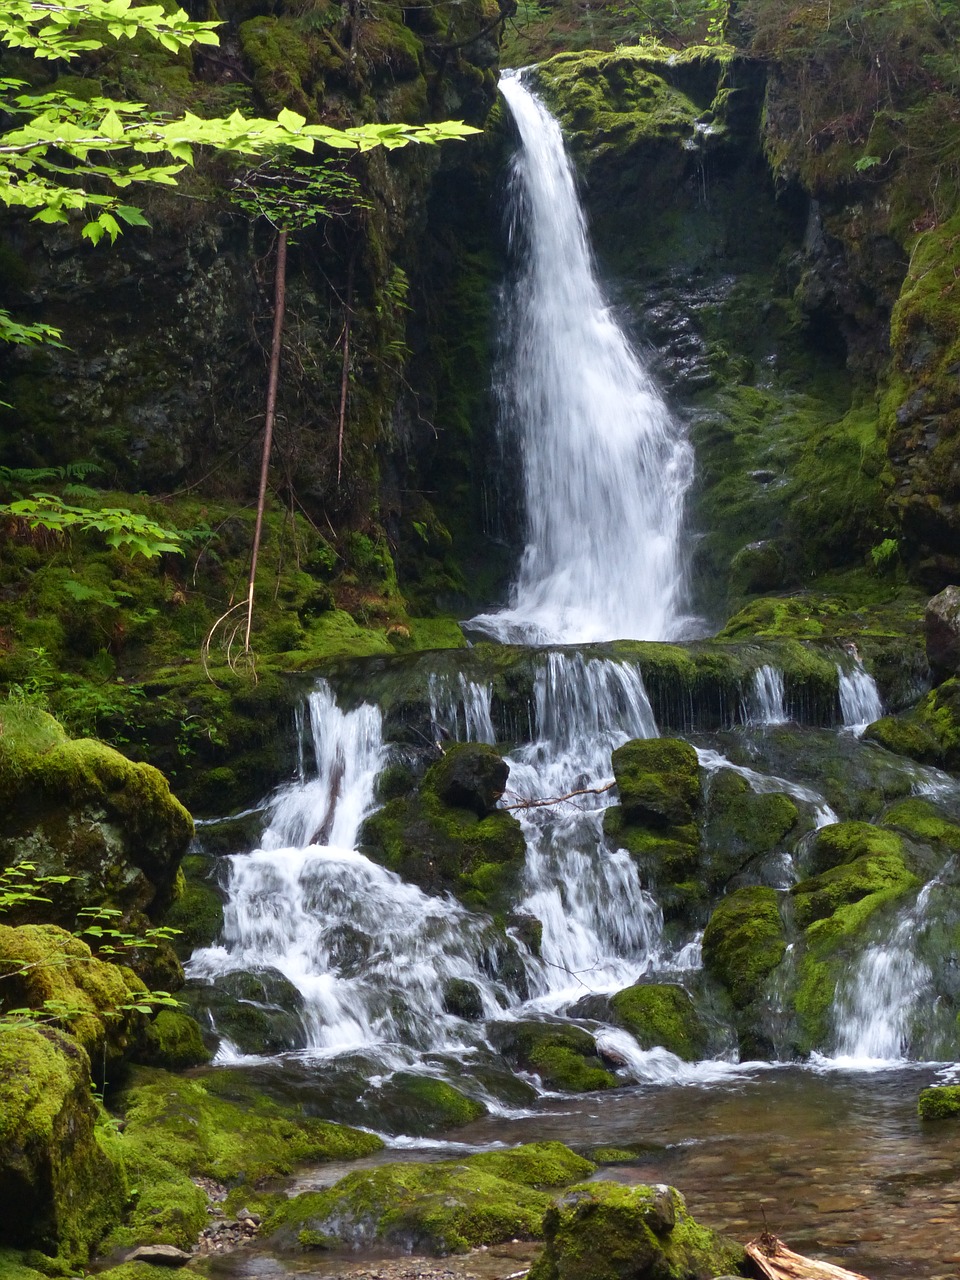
top-left (746, 1233), bottom-right (871, 1280)
top-left (502, 781), bottom-right (615, 811)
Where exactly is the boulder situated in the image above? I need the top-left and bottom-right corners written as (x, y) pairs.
top-left (925, 584), bottom-right (960, 681)
top-left (526, 1181), bottom-right (745, 1280)
top-left (0, 1024), bottom-right (126, 1262)
top-left (489, 1020), bottom-right (617, 1092)
top-left (608, 982), bottom-right (708, 1062)
top-left (702, 886), bottom-right (786, 1012)
top-left (429, 742), bottom-right (510, 816)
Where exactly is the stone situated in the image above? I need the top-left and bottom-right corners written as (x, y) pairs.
top-left (429, 742), bottom-right (510, 816)
top-left (127, 1245), bottom-right (193, 1265)
top-left (925, 586), bottom-right (960, 681)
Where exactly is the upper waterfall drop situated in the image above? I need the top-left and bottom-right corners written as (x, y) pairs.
top-left (469, 72), bottom-right (696, 645)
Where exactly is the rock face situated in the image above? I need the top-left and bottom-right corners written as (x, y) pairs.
top-left (0, 1024), bottom-right (127, 1260)
top-left (925, 586), bottom-right (960, 681)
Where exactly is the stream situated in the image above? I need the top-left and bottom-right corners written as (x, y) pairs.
top-left (183, 70), bottom-right (960, 1280)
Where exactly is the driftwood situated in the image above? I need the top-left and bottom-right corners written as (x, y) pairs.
top-left (746, 1233), bottom-right (871, 1280)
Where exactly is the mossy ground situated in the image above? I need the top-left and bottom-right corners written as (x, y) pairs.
top-left (102, 1067), bottom-right (384, 1251)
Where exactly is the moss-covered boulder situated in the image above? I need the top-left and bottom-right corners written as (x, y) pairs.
top-left (489, 1020), bottom-right (617, 1092)
top-left (805, 820), bottom-right (906, 876)
top-left (103, 1068), bottom-right (384, 1250)
top-left (360, 744), bottom-right (525, 912)
top-left (864, 678), bottom-right (960, 772)
top-left (0, 1025), bottom-right (126, 1263)
top-left (0, 924), bottom-right (147, 1067)
top-left (918, 1085), bottom-right (960, 1119)
top-left (373, 1072), bottom-right (487, 1134)
top-left (135, 1008), bottom-right (211, 1070)
top-left (162, 853), bottom-right (224, 958)
top-left (603, 738), bottom-right (705, 923)
top-left (702, 886), bottom-right (787, 1012)
top-left (180, 968), bottom-right (307, 1056)
top-left (0, 706), bottom-right (193, 931)
top-left (703, 769), bottom-right (799, 878)
top-left (266, 1143), bottom-right (594, 1255)
top-left (881, 798), bottom-right (960, 850)
top-left (527, 1181), bottom-right (745, 1280)
top-left (608, 982), bottom-right (708, 1062)
top-left (792, 841), bottom-right (920, 1051)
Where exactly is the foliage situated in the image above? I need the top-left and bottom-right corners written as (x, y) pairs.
top-left (0, 495), bottom-right (184, 557)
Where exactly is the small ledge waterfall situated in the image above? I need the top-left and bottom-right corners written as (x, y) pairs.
top-left (469, 73), bottom-right (695, 646)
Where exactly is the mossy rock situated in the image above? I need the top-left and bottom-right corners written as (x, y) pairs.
top-left (0, 705), bottom-right (193, 929)
top-left (608, 983), bottom-right (708, 1062)
top-left (881, 798), bottom-right (960, 849)
top-left (604, 738), bottom-right (704, 924)
top-left (791, 847), bottom-right (918, 931)
top-left (792, 844), bottom-right (920, 1052)
top-left (804, 820), bottom-right (906, 876)
top-left (489, 1020), bottom-right (617, 1092)
top-left (373, 1073), bottom-right (487, 1135)
top-left (442, 977), bottom-right (485, 1020)
top-left (180, 969), bottom-right (307, 1056)
top-left (527, 1180), bottom-right (745, 1280)
top-left (0, 924), bottom-right (148, 1067)
top-left (918, 1085), bottom-right (960, 1119)
top-left (360, 746), bottom-right (525, 913)
top-left (610, 738), bottom-right (701, 827)
top-left (864, 678), bottom-right (960, 771)
top-left (703, 769), bottom-right (799, 874)
top-left (135, 1009), bottom-right (211, 1071)
top-left (701, 885), bottom-right (787, 1010)
top-left (0, 1025), bottom-right (126, 1264)
top-left (161, 854), bottom-right (224, 957)
top-left (266, 1143), bottom-right (592, 1255)
top-left (103, 1068), bottom-right (384, 1251)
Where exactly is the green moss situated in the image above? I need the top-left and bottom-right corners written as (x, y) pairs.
top-left (0, 924), bottom-right (147, 1065)
top-left (491, 1022), bottom-right (617, 1093)
top-left (379, 1073), bottom-right (486, 1130)
top-left (704, 769), bottom-right (799, 867)
top-left (266, 1144), bottom-right (593, 1255)
top-left (467, 1143), bottom-right (596, 1187)
top-left (864, 679), bottom-right (960, 772)
top-left (0, 1250), bottom-right (47, 1280)
top-left (103, 1068), bottom-right (383, 1250)
top-left (360, 747), bottom-right (525, 913)
top-left (807, 821), bottom-right (905, 875)
top-left (527, 1180), bottom-right (745, 1280)
top-left (609, 983), bottom-right (707, 1062)
top-left (791, 849), bottom-right (918, 930)
top-left (702, 885), bottom-right (786, 1009)
top-left (0, 1025), bottom-right (126, 1264)
top-left (406, 617), bottom-right (468, 650)
top-left (918, 1085), bottom-right (960, 1119)
top-left (882, 798), bottom-right (960, 847)
top-left (609, 737), bottom-right (701, 827)
top-left (135, 1009), bottom-right (211, 1071)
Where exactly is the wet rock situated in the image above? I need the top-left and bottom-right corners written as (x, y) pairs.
top-left (373, 1072), bottom-right (487, 1134)
top-left (430, 742), bottom-right (510, 816)
top-left (488, 1019), bottom-right (617, 1092)
top-left (730, 539), bottom-right (785, 594)
top-left (702, 885), bottom-right (786, 1010)
top-left (180, 969), bottom-right (307, 1055)
top-left (608, 982), bottom-right (708, 1062)
top-left (925, 586), bottom-right (960, 681)
top-left (442, 977), bottom-right (485, 1020)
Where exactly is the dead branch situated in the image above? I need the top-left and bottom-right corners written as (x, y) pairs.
top-left (502, 782), bottom-right (615, 811)
top-left (746, 1233), bottom-right (871, 1280)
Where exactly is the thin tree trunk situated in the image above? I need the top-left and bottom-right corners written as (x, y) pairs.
top-left (244, 228), bottom-right (287, 654)
top-left (337, 249), bottom-right (356, 486)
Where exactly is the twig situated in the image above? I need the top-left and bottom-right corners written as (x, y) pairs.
top-left (502, 781), bottom-right (615, 811)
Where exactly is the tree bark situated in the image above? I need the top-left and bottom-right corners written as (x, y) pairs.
top-left (244, 228), bottom-right (287, 654)
top-left (746, 1234), bottom-right (871, 1280)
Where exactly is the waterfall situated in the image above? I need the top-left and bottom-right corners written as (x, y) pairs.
top-left (837, 657), bottom-right (883, 734)
top-left (469, 72), bottom-right (695, 646)
top-left (830, 884), bottom-right (935, 1063)
top-left (745, 665), bottom-right (788, 726)
top-left (188, 683), bottom-right (514, 1054)
top-left (505, 654), bottom-right (666, 1005)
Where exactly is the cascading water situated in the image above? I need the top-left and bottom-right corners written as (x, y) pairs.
top-left (469, 73), bottom-right (696, 645)
top-left (745, 665), bottom-right (788, 726)
top-left (188, 684), bottom-right (515, 1055)
top-left (837, 657), bottom-right (883, 734)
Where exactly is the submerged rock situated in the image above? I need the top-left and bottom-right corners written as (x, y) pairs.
top-left (266, 1143), bottom-right (595, 1255)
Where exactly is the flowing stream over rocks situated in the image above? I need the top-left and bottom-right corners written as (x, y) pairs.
top-left (185, 73), bottom-right (960, 1280)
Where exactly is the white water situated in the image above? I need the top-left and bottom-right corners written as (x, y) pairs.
top-left (745, 665), bottom-right (788, 725)
top-left (830, 882), bottom-right (936, 1064)
top-left (696, 746), bottom-right (839, 829)
top-left (469, 73), bottom-right (695, 645)
top-left (188, 685), bottom-right (515, 1054)
top-left (837, 658), bottom-right (883, 734)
